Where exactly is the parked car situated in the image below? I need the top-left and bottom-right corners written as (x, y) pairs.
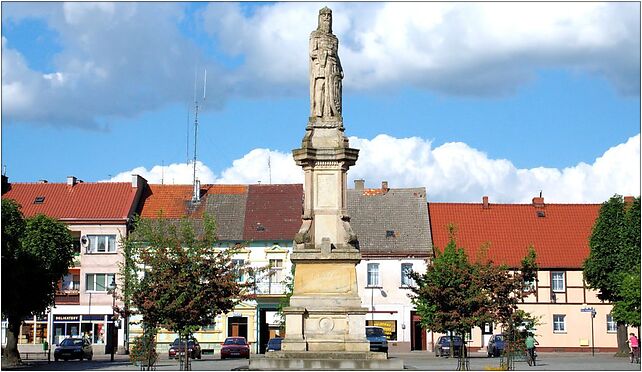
top-left (220, 337), bottom-right (250, 359)
top-left (168, 338), bottom-right (202, 359)
top-left (434, 335), bottom-right (463, 357)
top-left (366, 326), bottom-right (388, 354)
top-left (487, 334), bottom-right (505, 357)
top-left (54, 337), bottom-right (93, 361)
top-left (266, 337), bottom-right (282, 352)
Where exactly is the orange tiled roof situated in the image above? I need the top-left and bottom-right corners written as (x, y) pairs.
top-left (2, 182), bottom-right (138, 221)
top-left (428, 200), bottom-right (600, 269)
top-left (137, 184), bottom-right (248, 219)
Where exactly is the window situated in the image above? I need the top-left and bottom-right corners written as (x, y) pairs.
top-left (551, 271), bottom-right (565, 292)
top-left (606, 314), bottom-right (617, 333)
top-left (269, 259), bottom-right (283, 284)
top-left (523, 278), bottom-right (536, 292)
top-left (87, 235), bottom-right (117, 253)
top-left (553, 314), bottom-right (566, 332)
top-left (232, 259), bottom-right (245, 282)
top-left (367, 263), bottom-right (379, 287)
top-left (85, 274), bottom-right (115, 292)
top-left (401, 263), bottom-right (414, 286)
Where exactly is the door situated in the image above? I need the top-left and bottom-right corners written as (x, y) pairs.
top-left (227, 317), bottom-right (248, 339)
top-left (410, 312), bottom-right (426, 351)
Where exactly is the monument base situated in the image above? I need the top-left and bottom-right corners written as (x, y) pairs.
top-left (248, 351), bottom-right (404, 370)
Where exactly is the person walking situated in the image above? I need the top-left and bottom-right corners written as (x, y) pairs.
top-left (628, 333), bottom-right (639, 364)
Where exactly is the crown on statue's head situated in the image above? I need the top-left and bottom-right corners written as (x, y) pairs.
top-left (319, 6), bottom-right (332, 15)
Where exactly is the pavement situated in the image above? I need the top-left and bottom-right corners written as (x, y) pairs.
top-left (3, 351), bottom-right (640, 371)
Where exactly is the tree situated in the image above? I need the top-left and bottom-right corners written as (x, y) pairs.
top-left (125, 214), bottom-right (248, 370)
top-left (411, 226), bottom-right (539, 370)
top-left (1, 199), bottom-right (74, 365)
top-left (584, 195), bottom-right (641, 355)
top-left (410, 226), bottom-right (488, 370)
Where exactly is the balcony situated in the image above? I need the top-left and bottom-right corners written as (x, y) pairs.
top-left (55, 290), bottom-right (80, 305)
top-left (254, 282), bottom-right (286, 296)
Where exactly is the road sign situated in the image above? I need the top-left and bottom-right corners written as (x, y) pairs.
top-left (581, 307), bottom-right (595, 312)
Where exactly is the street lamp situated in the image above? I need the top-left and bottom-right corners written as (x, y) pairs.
top-left (108, 277), bottom-right (117, 362)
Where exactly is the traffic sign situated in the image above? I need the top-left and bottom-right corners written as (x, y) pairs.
top-left (581, 307), bottom-right (595, 312)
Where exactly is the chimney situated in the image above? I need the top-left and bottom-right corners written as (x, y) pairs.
top-left (192, 179), bottom-right (201, 202)
top-left (354, 179), bottom-right (365, 190)
top-left (67, 176), bottom-right (77, 186)
top-left (131, 174), bottom-right (147, 189)
top-left (532, 196), bottom-right (545, 208)
top-left (482, 196), bottom-right (489, 209)
top-left (381, 181), bottom-right (389, 193)
top-left (1, 175), bottom-right (8, 195)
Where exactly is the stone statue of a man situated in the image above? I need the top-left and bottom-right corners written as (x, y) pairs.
top-left (309, 7), bottom-right (343, 119)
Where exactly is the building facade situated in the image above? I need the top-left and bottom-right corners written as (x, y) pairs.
top-left (1, 175), bottom-right (147, 355)
top-left (348, 180), bottom-right (433, 352)
top-left (427, 195), bottom-right (636, 353)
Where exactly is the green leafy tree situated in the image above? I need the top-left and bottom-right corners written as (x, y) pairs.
top-left (584, 195), bottom-right (641, 355)
top-left (411, 226), bottom-right (539, 371)
top-left (125, 214), bottom-right (248, 370)
top-left (1, 199), bottom-right (74, 365)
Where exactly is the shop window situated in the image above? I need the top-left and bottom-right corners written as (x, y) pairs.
top-left (366, 320), bottom-right (397, 341)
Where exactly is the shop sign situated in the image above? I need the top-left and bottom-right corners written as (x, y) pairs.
top-left (370, 320), bottom-right (396, 339)
top-left (54, 315), bottom-right (80, 322)
top-left (82, 315), bottom-right (105, 321)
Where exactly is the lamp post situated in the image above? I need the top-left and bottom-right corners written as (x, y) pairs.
top-left (108, 277), bottom-right (117, 362)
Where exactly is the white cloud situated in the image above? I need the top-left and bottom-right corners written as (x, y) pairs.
top-left (107, 134), bottom-right (640, 203)
top-left (204, 2), bottom-right (640, 97)
top-left (2, 3), bottom-right (638, 127)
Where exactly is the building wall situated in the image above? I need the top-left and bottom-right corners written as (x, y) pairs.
top-left (130, 240), bottom-right (292, 355)
top-left (357, 257), bottom-right (428, 352)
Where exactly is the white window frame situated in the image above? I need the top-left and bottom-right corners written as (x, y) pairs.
top-left (87, 235), bottom-right (117, 253)
top-left (268, 259), bottom-right (283, 284)
top-left (551, 271), bottom-right (565, 292)
top-left (606, 314), bottom-right (617, 333)
top-left (401, 263), bottom-right (414, 287)
top-left (367, 263), bottom-right (380, 287)
top-left (85, 273), bottom-right (115, 292)
top-left (553, 314), bottom-right (566, 333)
top-left (232, 259), bottom-right (245, 282)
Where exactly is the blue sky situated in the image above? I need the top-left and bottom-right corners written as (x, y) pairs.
top-left (2, 2), bottom-right (640, 203)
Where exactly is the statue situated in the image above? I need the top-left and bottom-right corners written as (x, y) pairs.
top-left (309, 7), bottom-right (343, 118)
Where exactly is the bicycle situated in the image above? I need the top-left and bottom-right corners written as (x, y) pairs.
top-left (526, 348), bottom-right (537, 366)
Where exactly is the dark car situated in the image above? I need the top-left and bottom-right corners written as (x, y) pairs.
top-left (54, 337), bottom-right (93, 361)
top-left (220, 337), bottom-right (250, 359)
top-left (435, 335), bottom-right (463, 357)
top-left (168, 338), bottom-right (202, 359)
top-left (266, 337), bottom-right (282, 352)
top-left (487, 334), bottom-right (505, 357)
top-left (366, 326), bottom-right (388, 354)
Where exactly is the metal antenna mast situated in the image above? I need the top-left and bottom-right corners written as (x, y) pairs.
top-left (192, 68), bottom-right (206, 202)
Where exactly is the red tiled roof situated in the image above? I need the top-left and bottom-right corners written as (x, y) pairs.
top-left (2, 182), bottom-right (138, 221)
top-left (137, 184), bottom-right (248, 219)
top-left (243, 184), bottom-right (303, 241)
top-left (428, 201), bottom-right (600, 269)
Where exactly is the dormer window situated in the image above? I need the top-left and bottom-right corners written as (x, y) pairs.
top-left (386, 230), bottom-right (396, 238)
top-left (256, 223), bottom-right (266, 232)
top-left (33, 196), bottom-right (45, 204)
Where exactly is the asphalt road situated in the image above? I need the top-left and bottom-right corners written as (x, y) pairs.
top-left (4, 351), bottom-right (640, 371)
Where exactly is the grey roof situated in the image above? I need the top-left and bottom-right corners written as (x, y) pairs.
top-left (347, 187), bottom-right (433, 257)
top-left (204, 193), bottom-right (248, 241)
